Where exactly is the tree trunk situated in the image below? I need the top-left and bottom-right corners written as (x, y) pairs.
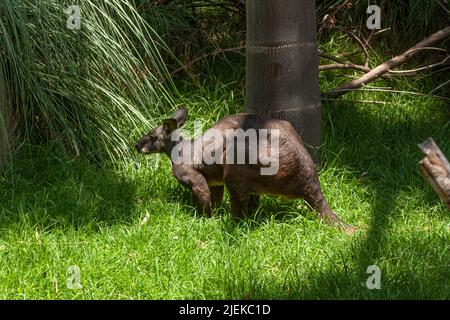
top-left (246, 0), bottom-right (321, 159)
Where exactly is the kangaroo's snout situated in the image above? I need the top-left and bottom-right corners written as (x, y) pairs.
top-left (135, 140), bottom-right (146, 153)
top-left (135, 140), bottom-right (151, 154)
top-left (135, 107), bottom-right (188, 155)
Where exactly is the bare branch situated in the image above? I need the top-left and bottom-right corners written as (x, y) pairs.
top-left (433, 0), bottom-right (450, 15)
top-left (388, 55), bottom-right (450, 74)
top-left (319, 62), bottom-right (391, 79)
top-left (404, 47), bottom-right (449, 55)
top-left (324, 26), bottom-right (450, 98)
top-left (373, 28), bottom-right (391, 37)
top-left (337, 27), bottom-right (370, 67)
top-left (429, 79), bottom-right (450, 95)
top-left (318, 51), bottom-right (347, 64)
top-left (323, 87), bottom-right (450, 101)
top-left (322, 98), bottom-right (387, 105)
top-left (319, 63), bottom-right (371, 73)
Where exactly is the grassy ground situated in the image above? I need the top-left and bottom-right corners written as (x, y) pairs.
top-left (0, 78), bottom-right (449, 299)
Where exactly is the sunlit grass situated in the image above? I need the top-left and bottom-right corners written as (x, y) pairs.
top-left (0, 0), bottom-right (449, 300)
top-left (0, 80), bottom-right (448, 299)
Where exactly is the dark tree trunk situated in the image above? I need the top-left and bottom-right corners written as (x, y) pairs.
top-left (246, 0), bottom-right (321, 159)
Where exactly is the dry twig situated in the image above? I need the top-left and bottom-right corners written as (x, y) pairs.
top-left (324, 26), bottom-right (450, 98)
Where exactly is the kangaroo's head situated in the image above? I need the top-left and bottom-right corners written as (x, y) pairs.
top-left (135, 108), bottom-right (188, 154)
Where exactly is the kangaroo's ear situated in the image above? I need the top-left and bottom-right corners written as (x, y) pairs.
top-left (172, 107), bottom-right (188, 127)
top-left (162, 118), bottom-right (177, 137)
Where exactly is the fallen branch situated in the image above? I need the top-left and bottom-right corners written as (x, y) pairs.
top-left (366, 28), bottom-right (391, 44)
top-left (418, 138), bottom-right (450, 210)
top-left (388, 55), bottom-right (450, 74)
top-left (318, 51), bottom-right (347, 64)
top-left (433, 0), bottom-right (450, 15)
top-left (171, 38), bottom-right (449, 86)
top-left (324, 26), bottom-right (450, 98)
top-left (429, 79), bottom-right (450, 94)
top-left (322, 87), bottom-right (450, 101)
top-left (321, 98), bottom-right (387, 105)
top-left (404, 47), bottom-right (449, 55)
top-left (319, 0), bottom-right (352, 31)
top-left (318, 51), bottom-right (394, 79)
top-left (319, 63), bottom-right (392, 80)
top-left (337, 27), bottom-right (370, 67)
top-left (173, 48), bottom-right (363, 76)
top-left (319, 63), bottom-right (371, 73)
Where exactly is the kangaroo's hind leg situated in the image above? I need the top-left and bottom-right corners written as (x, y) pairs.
top-left (302, 175), bottom-right (357, 235)
top-left (248, 194), bottom-right (260, 214)
top-left (210, 186), bottom-right (224, 210)
top-left (224, 170), bottom-right (251, 218)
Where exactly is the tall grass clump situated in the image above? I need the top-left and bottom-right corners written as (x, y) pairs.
top-left (0, 0), bottom-right (177, 162)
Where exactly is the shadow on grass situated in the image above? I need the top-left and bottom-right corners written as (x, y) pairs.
top-left (0, 152), bottom-right (138, 233)
top-left (1, 99), bottom-right (447, 298)
top-left (321, 101), bottom-right (448, 292)
top-left (282, 101), bottom-right (447, 298)
top-left (202, 100), bottom-right (449, 299)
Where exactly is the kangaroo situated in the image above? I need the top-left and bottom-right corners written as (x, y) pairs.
top-left (136, 108), bottom-right (356, 234)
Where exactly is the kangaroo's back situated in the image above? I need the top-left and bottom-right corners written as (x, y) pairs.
top-left (202, 113), bottom-right (313, 175)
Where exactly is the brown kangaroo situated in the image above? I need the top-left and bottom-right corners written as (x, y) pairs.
top-left (136, 108), bottom-right (356, 234)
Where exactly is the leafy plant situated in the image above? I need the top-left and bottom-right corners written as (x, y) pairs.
top-left (0, 0), bottom-right (177, 161)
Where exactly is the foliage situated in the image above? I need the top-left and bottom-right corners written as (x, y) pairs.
top-left (0, 82), bottom-right (448, 299)
top-left (0, 0), bottom-right (177, 161)
top-left (0, 0), bottom-right (448, 300)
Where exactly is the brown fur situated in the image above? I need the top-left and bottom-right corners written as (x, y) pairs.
top-left (136, 108), bottom-right (356, 234)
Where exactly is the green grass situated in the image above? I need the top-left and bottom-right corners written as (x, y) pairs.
top-left (1, 0), bottom-right (449, 300)
top-left (0, 81), bottom-right (448, 299)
